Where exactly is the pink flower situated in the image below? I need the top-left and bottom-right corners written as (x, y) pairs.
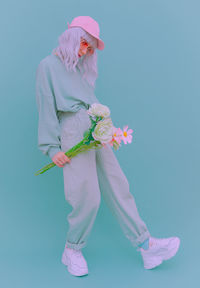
top-left (108, 127), bottom-right (121, 147)
top-left (112, 127), bottom-right (123, 144)
top-left (121, 125), bottom-right (133, 144)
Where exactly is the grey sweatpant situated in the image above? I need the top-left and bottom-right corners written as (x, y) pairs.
top-left (59, 107), bottom-right (151, 250)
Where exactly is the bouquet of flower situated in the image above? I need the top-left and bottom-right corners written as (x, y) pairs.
top-left (35, 103), bottom-right (133, 175)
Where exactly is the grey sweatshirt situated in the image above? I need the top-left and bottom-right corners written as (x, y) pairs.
top-left (35, 53), bottom-right (100, 159)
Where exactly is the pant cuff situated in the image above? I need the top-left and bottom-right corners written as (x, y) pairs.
top-left (131, 230), bottom-right (151, 247)
top-left (65, 240), bottom-right (86, 250)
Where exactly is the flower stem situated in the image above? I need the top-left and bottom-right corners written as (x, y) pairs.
top-left (34, 139), bottom-right (102, 176)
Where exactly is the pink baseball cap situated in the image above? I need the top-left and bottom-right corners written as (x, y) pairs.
top-left (67, 16), bottom-right (105, 50)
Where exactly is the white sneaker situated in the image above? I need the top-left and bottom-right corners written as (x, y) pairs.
top-left (137, 236), bottom-right (180, 269)
top-left (61, 245), bottom-right (89, 276)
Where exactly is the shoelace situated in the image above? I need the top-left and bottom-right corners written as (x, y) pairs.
top-left (66, 247), bottom-right (83, 258)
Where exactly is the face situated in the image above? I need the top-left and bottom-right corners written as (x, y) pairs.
top-left (78, 37), bottom-right (95, 58)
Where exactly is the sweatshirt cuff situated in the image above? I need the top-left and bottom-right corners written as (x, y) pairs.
top-left (48, 146), bottom-right (62, 159)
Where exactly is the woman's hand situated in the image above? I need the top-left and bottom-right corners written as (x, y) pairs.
top-left (52, 151), bottom-right (71, 167)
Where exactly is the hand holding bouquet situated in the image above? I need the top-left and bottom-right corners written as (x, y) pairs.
top-left (35, 103), bottom-right (133, 175)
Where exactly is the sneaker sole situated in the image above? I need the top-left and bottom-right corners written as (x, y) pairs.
top-left (144, 257), bottom-right (163, 269)
top-left (61, 251), bottom-right (88, 276)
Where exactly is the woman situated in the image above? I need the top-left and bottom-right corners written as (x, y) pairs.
top-left (35, 16), bottom-right (180, 277)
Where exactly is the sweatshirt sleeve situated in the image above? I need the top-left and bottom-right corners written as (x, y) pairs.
top-left (35, 60), bottom-right (62, 159)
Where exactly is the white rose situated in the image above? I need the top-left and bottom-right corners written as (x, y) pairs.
top-left (87, 103), bottom-right (110, 118)
top-left (92, 117), bottom-right (114, 144)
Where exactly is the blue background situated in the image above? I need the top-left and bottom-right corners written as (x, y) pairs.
top-left (1, 0), bottom-right (199, 287)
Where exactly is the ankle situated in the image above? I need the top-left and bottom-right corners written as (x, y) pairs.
top-left (138, 238), bottom-right (150, 250)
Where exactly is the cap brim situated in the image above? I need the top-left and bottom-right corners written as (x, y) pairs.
top-left (68, 24), bottom-right (104, 50)
top-left (97, 39), bottom-right (104, 50)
